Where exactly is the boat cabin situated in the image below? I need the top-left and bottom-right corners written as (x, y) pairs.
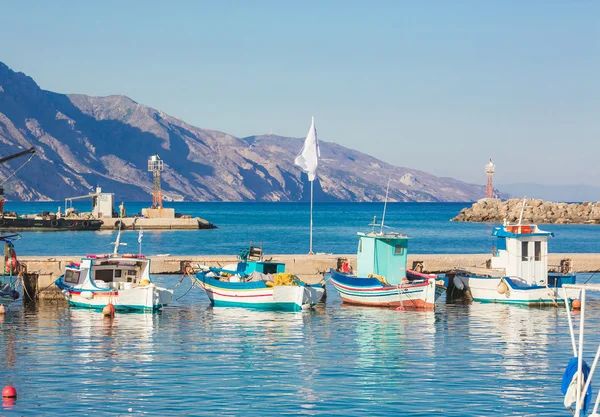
top-left (356, 232), bottom-right (409, 285)
top-left (490, 223), bottom-right (551, 286)
top-left (63, 255), bottom-right (151, 290)
top-left (244, 261), bottom-right (285, 275)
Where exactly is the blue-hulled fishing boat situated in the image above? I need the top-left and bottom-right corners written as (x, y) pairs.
top-left (195, 244), bottom-right (325, 311)
top-left (328, 217), bottom-right (446, 310)
top-left (453, 220), bottom-right (580, 305)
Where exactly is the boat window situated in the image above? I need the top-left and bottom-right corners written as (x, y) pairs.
top-left (64, 270), bottom-right (79, 284)
top-left (115, 270), bottom-right (122, 278)
top-left (535, 241), bottom-right (541, 261)
top-left (521, 241), bottom-right (529, 261)
top-left (95, 269), bottom-right (113, 282)
top-left (394, 245), bottom-right (404, 255)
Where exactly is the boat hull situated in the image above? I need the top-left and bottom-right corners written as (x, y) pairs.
top-left (197, 274), bottom-right (325, 312)
top-left (0, 217), bottom-right (102, 231)
top-left (457, 274), bottom-right (580, 305)
top-left (57, 281), bottom-right (173, 311)
top-left (329, 269), bottom-right (443, 310)
top-left (0, 283), bottom-right (19, 305)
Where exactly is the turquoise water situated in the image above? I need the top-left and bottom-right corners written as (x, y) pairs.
top-left (1, 276), bottom-right (600, 416)
top-left (3, 202), bottom-right (600, 255)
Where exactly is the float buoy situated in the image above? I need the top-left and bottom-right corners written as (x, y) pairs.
top-left (2, 386), bottom-right (17, 398)
top-left (0, 305), bottom-right (6, 314)
top-left (572, 299), bottom-right (581, 310)
top-left (497, 281), bottom-right (508, 295)
top-left (103, 303), bottom-right (115, 317)
top-left (454, 276), bottom-right (465, 291)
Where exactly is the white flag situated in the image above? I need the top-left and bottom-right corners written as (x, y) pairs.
top-left (138, 228), bottom-right (144, 244)
top-left (294, 116), bottom-right (320, 182)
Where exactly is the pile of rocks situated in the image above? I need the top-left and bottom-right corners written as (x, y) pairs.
top-left (452, 198), bottom-right (600, 224)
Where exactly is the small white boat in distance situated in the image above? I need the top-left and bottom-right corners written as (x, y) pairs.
top-left (55, 227), bottom-right (173, 311)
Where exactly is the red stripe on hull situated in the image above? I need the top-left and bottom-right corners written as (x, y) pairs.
top-left (339, 295), bottom-right (434, 310)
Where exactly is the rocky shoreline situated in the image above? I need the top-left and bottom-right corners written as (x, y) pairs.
top-left (452, 198), bottom-right (600, 224)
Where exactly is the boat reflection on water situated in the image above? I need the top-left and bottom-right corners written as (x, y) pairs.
top-left (68, 308), bottom-right (157, 366)
top-left (466, 303), bottom-right (555, 382)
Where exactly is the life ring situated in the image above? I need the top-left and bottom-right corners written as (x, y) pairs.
top-left (50, 219), bottom-right (59, 228)
top-left (82, 221), bottom-right (90, 228)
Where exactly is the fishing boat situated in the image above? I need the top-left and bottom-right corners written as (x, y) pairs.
top-left (55, 227), bottom-right (173, 311)
top-left (0, 233), bottom-right (22, 305)
top-left (452, 220), bottom-right (579, 305)
top-left (195, 243), bottom-right (325, 311)
top-left (328, 218), bottom-right (446, 310)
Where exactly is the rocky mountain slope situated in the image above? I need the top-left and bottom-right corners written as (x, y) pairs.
top-left (0, 61), bottom-right (494, 202)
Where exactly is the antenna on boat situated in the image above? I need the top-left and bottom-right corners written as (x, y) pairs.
top-left (380, 178), bottom-right (391, 235)
top-left (369, 216), bottom-right (380, 234)
top-left (111, 219), bottom-right (127, 256)
top-left (518, 198), bottom-right (527, 234)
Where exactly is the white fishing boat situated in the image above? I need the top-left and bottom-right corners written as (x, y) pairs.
top-left (195, 243), bottom-right (325, 311)
top-left (55, 226), bottom-right (173, 311)
top-left (453, 220), bottom-right (580, 305)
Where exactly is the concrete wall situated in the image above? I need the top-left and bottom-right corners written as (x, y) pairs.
top-left (101, 217), bottom-right (212, 230)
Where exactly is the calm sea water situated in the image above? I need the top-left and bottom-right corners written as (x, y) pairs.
top-left (3, 202), bottom-right (600, 256)
top-left (1, 276), bottom-right (599, 416)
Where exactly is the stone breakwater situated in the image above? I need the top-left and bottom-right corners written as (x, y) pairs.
top-left (452, 198), bottom-right (600, 224)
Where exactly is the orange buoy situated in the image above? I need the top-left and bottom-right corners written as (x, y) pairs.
top-left (102, 303), bottom-right (115, 317)
top-left (572, 299), bottom-right (582, 310)
top-left (0, 305), bottom-right (6, 314)
top-left (2, 386), bottom-right (17, 398)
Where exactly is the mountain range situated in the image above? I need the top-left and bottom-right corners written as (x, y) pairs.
top-left (0, 61), bottom-right (494, 202)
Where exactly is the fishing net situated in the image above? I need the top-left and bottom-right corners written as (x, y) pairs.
top-left (273, 273), bottom-right (298, 286)
top-left (368, 273), bottom-right (390, 286)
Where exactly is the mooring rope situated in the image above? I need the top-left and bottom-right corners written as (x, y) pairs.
top-left (0, 153), bottom-right (35, 186)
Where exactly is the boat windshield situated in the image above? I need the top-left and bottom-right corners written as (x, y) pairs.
top-left (91, 259), bottom-right (148, 289)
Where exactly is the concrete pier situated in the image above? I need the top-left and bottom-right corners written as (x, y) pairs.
top-left (19, 253), bottom-right (600, 300)
top-left (100, 217), bottom-right (215, 230)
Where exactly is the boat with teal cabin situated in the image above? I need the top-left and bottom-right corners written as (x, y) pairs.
top-left (195, 243), bottom-right (325, 311)
top-left (328, 217), bottom-right (447, 310)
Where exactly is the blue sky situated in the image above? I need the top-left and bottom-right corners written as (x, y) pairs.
top-left (1, 1), bottom-right (598, 187)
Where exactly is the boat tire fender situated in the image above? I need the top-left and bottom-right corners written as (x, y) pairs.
top-left (454, 276), bottom-right (465, 291)
top-left (82, 221), bottom-right (90, 228)
top-left (0, 219), bottom-right (5, 227)
top-left (50, 219), bottom-right (59, 228)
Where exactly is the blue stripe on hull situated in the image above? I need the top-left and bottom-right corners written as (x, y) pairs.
top-left (67, 300), bottom-right (158, 312)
